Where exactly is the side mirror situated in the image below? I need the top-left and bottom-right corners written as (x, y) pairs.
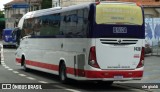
top-left (12, 29), bottom-right (16, 40)
top-left (12, 28), bottom-right (21, 46)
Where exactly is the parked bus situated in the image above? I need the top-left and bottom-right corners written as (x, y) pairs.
top-left (2, 29), bottom-right (17, 47)
top-left (15, 2), bottom-right (145, 84)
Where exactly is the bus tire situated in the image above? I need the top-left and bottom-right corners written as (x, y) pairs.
top-left (3, 45), bottom-right (6, 48)
top-left (21, 56), bottom-right (29, 72)
top-left (59, 62), bottom-right (68, 84)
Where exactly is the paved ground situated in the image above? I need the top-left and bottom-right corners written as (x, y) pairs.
top-left (116, 55), bottom-right (160, 92)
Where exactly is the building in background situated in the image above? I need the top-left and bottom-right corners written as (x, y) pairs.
top-left (52, 0), bottom-right (160, 18)
top-left (4, 0), bottom-right (42, 29)
top-left (52, 0), bottom-right (95, 7)
top-left (25, 0), bottom-right (42, 12)
top-left (116, 0), bottom-right (160, 18)
top-left (4, 0), bottom-right (26, 29)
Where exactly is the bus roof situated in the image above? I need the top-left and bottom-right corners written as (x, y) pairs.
top-left (18, 1), bottom-right (139, 29)
top-left (24, 3), bottom-right (92, 19)
top-left (23, 1), bottom-right (138, 19)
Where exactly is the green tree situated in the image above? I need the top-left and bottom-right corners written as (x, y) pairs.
top-left (41, 0), bottom-right (52, 9)
top-left (0, 10), bottom-right (5, 39)
top-left (0, 10), bottom-right (4, 14)
top-left (0, 11), bottom-right (5, 28)
top-left (0, 17), bottom-right (5, 27)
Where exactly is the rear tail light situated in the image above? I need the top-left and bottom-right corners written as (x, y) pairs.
top-left (88, 46), bottom-right (100, 68)
top-left (137, 47), bottom-right (144, 68)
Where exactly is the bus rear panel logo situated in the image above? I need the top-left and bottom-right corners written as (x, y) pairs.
top-left (118, 39), bottom-right (122, 44)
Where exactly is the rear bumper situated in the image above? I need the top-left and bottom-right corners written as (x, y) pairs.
top-left (85, 70), bottom-right (143, 80)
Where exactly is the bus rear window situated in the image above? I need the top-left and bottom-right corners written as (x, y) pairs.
top-left (96, 4), bottom-right (143, 25)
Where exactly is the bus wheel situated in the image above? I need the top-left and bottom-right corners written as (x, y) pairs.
top-left (59, 62), bottom-right (68, 83)
top-left (3, 45), bottom-right (6, 48)
top-left (22, 57), bottom-right (29, 72)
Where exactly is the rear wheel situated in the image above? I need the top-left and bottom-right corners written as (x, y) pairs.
top-left (59, 62), bottom-right (68, 83)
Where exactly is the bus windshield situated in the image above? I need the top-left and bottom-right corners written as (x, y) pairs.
top-left (91, 3), bottom-right (144, 38)
top-left (96, 4), bottom-right (143, 25)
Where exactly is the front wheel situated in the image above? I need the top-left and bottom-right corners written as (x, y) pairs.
top-left (22, 59), bottom-right (29, 72)
top-left (59, 63), bottom-right (68, 83)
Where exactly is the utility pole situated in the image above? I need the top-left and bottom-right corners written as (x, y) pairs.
top-left (25, 0), bottom-right (28, 13)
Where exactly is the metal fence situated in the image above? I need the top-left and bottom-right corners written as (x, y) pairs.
top-left (145, 18), bottom-right (160, 56)
top-left (151, 46), bottom-right (160, 56)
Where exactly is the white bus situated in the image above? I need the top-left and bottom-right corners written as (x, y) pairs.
top-left (15, 2), bottom-right (145, 84)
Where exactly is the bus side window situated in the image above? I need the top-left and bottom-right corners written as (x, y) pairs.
top-left (23, 19), bottom-right (34, 36)
top-left (22, 20), bottom-right (27, 37)
top-left (76, 9), bottom-right (88, 38)
top-left (83, 8), bottom-right (89, 24)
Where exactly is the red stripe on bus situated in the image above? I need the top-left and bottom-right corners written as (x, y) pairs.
top-left (16, 58), bottom-right (76, 75)
top-left (66, 67), bottom-right (74, 75)
top-left (26, 60), bottom-right (59, 71)
top-left (16, 58), bottom-right (143, 78)
top-left (16, 58), bottom-right (21, 63)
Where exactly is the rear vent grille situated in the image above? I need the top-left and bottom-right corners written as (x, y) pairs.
top-left (100, 39), bottom-right (138, 45)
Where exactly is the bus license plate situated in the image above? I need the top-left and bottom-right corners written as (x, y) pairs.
top-left (114, 76), bottom-right (123, 80)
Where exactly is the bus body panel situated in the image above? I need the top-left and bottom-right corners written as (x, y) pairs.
top-left (16, 38), bottom-right (91, 76)
top-left (96, 38), bottom-right (143, 70)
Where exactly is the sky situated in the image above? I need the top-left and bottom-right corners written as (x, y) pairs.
top-left (0, 0), bottom-right (13, 10)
